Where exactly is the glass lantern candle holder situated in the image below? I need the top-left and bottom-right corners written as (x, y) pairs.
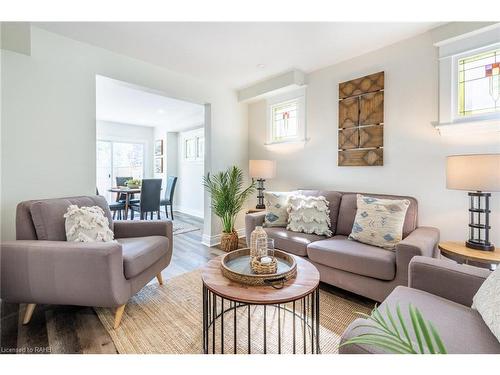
top-left (250, 226), bottom-right (268, 260)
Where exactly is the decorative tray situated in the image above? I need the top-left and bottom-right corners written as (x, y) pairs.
top-left (220, 248), bottom-right (297, 286)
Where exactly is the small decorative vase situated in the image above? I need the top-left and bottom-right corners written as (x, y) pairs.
top-left (220, 230), bottom-right (239, 252)
top-left (250, 226), bottom-right (268, 259)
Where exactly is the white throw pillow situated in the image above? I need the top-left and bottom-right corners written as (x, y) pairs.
top-left (348, 194), bottom-right (410, 250)
top-left (286, 195), bottom-right (332, 236)
top-left (64, 205), bottom-right (114, 242)
top-left (263, 192), bottom-right (291, 227)
top-left (472, 268), bottom-right (500, 342)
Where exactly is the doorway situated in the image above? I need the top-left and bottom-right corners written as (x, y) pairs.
top-left (95, 75), bottom-right (206, 222)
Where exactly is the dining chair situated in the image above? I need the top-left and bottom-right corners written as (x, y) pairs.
top-left (96, 187), bottom-right (125, 219)
top-left (130, 179), bottom-right (162, 220)
top-left (160, 176), bottom-right (178, 220)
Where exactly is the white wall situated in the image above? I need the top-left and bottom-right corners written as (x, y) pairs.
top-left (248, 31), bottom-right (500, 245)
top-left (97, 120), bottom-right (155, 178)
top-left (1, 26), bottom-right (249, 241)
top-left (175, 127), bottom-right (204, 218)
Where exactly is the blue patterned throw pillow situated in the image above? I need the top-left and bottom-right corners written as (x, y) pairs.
top-left (263, 192), bottom-right (292, 227)
top-left (348, 194), bottom-right (410, 250)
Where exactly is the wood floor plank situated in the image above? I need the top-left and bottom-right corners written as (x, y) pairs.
top-left (16, 304), bottom-right (50, 354)
top-left (45, 306), bottom-right (82, 354)
top-left (0, 301), bottom-right (19, 353)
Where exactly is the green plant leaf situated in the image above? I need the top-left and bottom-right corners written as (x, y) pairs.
top-left (413, 305), bottom-right (435, 354)
top-left (429, 322), bottom-right (447, 354)
top-left (396, 304), bottom-right (414, 350)
top-left (341, 336), bottom-right (413, 354)
top-left (409, 305), bottom-right (425, 353)
top-left (342, 304), bottom-right (446, 355)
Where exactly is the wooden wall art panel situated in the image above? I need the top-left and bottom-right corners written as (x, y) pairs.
top-left (338, 71), bottom-right (384, 166)
top-left (338, 97), bottom-right (359, 128)
top-left (338, 149), bottom-right (383, 167)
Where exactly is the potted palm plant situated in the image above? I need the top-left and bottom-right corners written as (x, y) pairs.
top-left (203, 166), bottom-right (256, 252)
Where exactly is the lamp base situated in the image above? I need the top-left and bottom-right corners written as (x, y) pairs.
top-left (466, 191), bottom-right (495, 251)
top-left (255, 179), bottom-right (266, 210)
top-left (466, 240), bottom-right (495, 252)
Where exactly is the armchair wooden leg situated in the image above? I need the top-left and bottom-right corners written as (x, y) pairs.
top-left (156, 273), bottom-right (164, 285)
top-left (22, 303), bottom-right (36, 325)
top-left (113, 304), bottom-right (126, 329)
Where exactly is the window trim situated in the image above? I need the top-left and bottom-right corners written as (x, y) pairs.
top-left (265, 87), bottom-right (307, 145)
top-left (434, 25), bottom-right (500, 135)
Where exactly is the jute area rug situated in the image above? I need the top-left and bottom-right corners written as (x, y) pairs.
top-left (95, 270), bottom-right (372, 354)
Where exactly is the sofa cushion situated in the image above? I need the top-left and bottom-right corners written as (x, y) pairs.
top-left (264, 227), bottom-right (326, 256)
top-left (64, 205), bottom-right (114, 242)
top-left (286, 195), bottom-right (332, 236)
top-left (29, 196), bottom-right (113, 241)
top-left (296, 190), bottom-right (342, 234)
top-left (348, 194), bottom-right (410, 250)
top-left (307, 235), bottom-right (396, 280)
top-left (340, 286), bottom-right (500, 354)
top-left (263, 191), bottom-right (291, 227)
top-left (335, 193), bottom-right (418, 238)
top-left (118, 236), bottom-right (169, 279)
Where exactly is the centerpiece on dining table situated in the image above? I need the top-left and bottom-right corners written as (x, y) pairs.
top-left (125, 178), bottom-right (141, 189)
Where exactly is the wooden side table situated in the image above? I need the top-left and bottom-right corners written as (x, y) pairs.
top-left (246, 208), bottom-right (265, 214)
top-left (438, 241), bottom-right (500, 268)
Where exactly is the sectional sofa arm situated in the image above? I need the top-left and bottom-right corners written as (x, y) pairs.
top-left (395, 226), bottom-right (439, 285)
top-left (245, 212), bottom-right (266, 247)
top-left (114, 220), bottom-right (173, 240)
top-left (0, 240), bottom-right (129, 307)
top-left (409, 256), bottom-right (490, 306)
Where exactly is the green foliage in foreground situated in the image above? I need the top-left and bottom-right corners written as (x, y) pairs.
top-left (340, 304), bottom-right (447, 354)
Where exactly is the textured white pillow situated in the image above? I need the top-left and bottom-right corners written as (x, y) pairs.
top-left (64, 205), bottom-right (114, 242)
top-left (263, 192), bottom-right (291, 227)
top-left (286, 195), bottom-right (332, 236)
top-left (472, 268), bottom-right (500, 342)
top-left (349, 194), bottom-right (410, 250)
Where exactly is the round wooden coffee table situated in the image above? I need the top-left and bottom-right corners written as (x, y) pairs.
top-left (201, 254), bottom-right (320, 354)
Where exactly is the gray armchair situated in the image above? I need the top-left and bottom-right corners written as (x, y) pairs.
top-left (340, 256), bottom-right (500, 354)
top-left (0, 196), bottom-right (173, 329)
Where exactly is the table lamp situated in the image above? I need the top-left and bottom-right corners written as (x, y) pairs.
top-left (249, 160), bottom-right (276, 209)
top-left (446, 154), bottom-right (500, 251)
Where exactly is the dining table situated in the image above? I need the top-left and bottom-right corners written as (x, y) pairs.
top-left (108, 187), bottom-right (141, 219)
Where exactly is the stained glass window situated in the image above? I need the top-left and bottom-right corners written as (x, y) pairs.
top-left (270, 99), bottom-right (298, 141)
top-left (458, 48), bottom-right (500, 117)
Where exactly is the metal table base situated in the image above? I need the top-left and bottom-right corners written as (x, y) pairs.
top-left (202, 284), bottom-right (320, 354)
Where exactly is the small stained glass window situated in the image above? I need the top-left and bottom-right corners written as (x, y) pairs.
top-left (270, 99), bottom-right (298, 141)
top-left (458, 48), bottom-right (500, 117)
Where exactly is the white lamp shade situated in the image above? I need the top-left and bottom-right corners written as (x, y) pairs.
top-left (446, 154), bottom-right (500, 192)
top-left (249, 160), bottom-right (276, 179)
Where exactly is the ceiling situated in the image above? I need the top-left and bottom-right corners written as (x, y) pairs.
top-left (36, 22), bottom-right (440, 89)
top-left (96, 75), bottom-right (204, 130)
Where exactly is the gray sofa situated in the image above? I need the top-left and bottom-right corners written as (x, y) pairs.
top-left (340, 256), bottom-right (500, 354)
top-left (0, 196), bottom-right (173, 328)
top-left (245, 190), bottom-right (439, 302)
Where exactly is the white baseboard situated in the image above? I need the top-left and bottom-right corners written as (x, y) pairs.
top-left (173, 205), bottom-right (203, 219)
top-left (201, 228), bottom-right (246, 247)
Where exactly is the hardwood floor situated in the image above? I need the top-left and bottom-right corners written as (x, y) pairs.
top-left (0, 212), bottom-right (373, 354)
